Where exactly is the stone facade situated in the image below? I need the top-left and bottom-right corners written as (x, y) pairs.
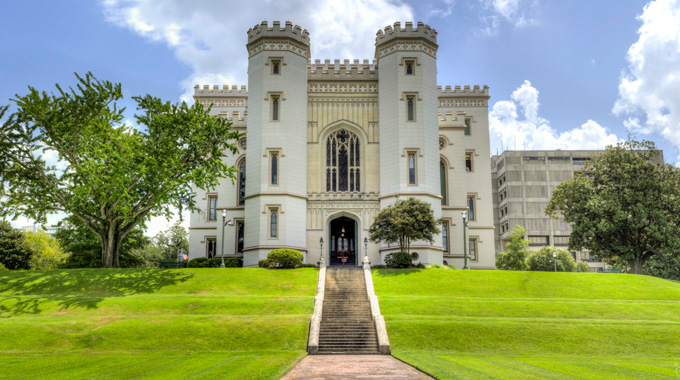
top-left (189, 21), bottom-right (495, 268)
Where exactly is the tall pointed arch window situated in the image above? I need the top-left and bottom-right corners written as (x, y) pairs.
top-left (440, 160), bottom-right (447, 205)
top-left (326, 129), bottom-right (360, 192)
top-left (237, 158), bottom-right (246, 206)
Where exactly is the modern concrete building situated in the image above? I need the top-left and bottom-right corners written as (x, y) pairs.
top-left (491, 150), bottom-right (611, 270)
top-left (188, 21), bottom-right (496, 268)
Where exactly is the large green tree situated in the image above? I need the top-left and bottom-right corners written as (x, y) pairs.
top-left (153, 223), bottom-right (189, 261)
top-left (368, 197), bottom-right (441, 253)
top-left (495, 225), bottom-right (530, 271)
top-left (0, 73), bottom-right (241, 267)
top-left (24, 230), bottom-right (68, 270)
top-left (0, 221), bottom-right (32, 270)
top-left (545, 140), bottom-right (680, 274)
top-left (55, 216), bottom-right (149, 268)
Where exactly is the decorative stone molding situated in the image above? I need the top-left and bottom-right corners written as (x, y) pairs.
top-left (247, 21), bottom-right (310, 45)
top-left (308, 82), bottom-right (378, 93)
top-left (308, 97), bottom-right (378, 107)
top-left (377, 39), bottom-right (437, 59)
top-left (438, 98), bottom-right (487, 108)
top-left (247, 39), bottom-right (310, 59)
top-left (307, 262), bottom-right (325, 355)
top-left (196, 98), bottom-right (247, 108)
top-left (194, 84), bottom-right (247, 95)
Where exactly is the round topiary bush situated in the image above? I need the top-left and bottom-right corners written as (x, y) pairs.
top-left (258, 258), bottom-right (271, 268)
top-left (384, 251), bottom-right (412, 268)
top-left (267, 249), bottom-right (304, 269)
top-left (527, 246), bottom-right (576, 272)
top-left (187, 257), bottom-right (209, 268)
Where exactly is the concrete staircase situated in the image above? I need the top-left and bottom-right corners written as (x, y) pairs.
top-left (318, 268), bottom-right (379, 354)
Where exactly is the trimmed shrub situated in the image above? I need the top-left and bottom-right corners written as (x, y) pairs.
top-left (300, 263), bottom-right (317, 268)
top-left (577, 261), bottom-right (590, 273)
top-left (267, 249), bottom-right (304, 269)
top-left (384, 251), bottom-right (412, 268)
top-left (187, 257), bottom-right (209, 268)
top-left (258, 259), bottom-right (271, 268)
top-left (527, 246), bottom-right (576, 272)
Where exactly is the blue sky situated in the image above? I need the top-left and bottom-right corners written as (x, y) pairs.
top-left (2, 0), bottom-right (679, 233)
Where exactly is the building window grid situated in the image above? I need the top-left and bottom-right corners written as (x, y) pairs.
top-left (238, 159), bottom-right (246, 206)
top-left (465, 151), bottom-right (473, 172)
top-left (269, 208), bottom-right (278, 238)
top-left (442, 221), bottom-right (449, 252)
top-left (528, 235), bottom-right (549, 246)
top-left (270, 153), bottom-right (278, 185)
top-left (208, 195), bottom-right (217, 221)
top-left (464, 118), bottom-right (471, 135)
top-left (407, 96), bottom-right (415, 121)
top-left (467, 195), bottom-right (476, 221)
top-left (271, 95), bottom-right (280, 121)
top-left (326, 129), bottom-right (360, 192)
top-left (408, 152), bottom-right (417, 185)
top-left (236, 220), bottom-right (245, 254)
top-left (206, 237), bottom-right (217, 258)
top-left (554, 236), bottom-right (570, 246)
top-left (469, 238), bottom-right (478, 261)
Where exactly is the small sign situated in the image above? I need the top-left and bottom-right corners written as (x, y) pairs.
top-left (341, 258), bottom-right (347, 263)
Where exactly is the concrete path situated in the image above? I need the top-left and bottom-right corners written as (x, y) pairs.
top-left (281, 355), bottom-right (433, 379)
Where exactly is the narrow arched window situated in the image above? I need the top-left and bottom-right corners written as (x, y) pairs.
top-left (270, 153), bottom-right (278, 185)
top-left (238, 159), bottom-right (246, 206)
top-left (407, 96), bottom-right (415, 121)
top-left (326, 129), bottom-right (360, 192)
top-left (440, 160), bottom-right (447, 205)
top-left (272, 96), bottom-right (280, 121)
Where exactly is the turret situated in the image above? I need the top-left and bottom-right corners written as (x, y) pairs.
top-left (243, 21), bottom-right (310, 266)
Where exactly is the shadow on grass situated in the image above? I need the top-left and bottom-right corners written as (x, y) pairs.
top-left (372, 268), bottom-right (424, 276)
top-left (0, 269), bottom-right (194, 317)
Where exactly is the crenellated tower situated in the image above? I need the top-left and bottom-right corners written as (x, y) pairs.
top-left (376, 22), bottom-right (443, 264)
top-left (243, 21), bottom-right (310, 266)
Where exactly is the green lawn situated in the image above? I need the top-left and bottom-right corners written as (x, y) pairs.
top-left (0, 268), bottom-right (317, 379)
top-left (373, 269), bottom-right (680, 379)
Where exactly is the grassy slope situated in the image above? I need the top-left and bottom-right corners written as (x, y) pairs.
top-left (373, 269), bottom-right (680, 379)
top-left (0, 268), bottom-right (317, 379)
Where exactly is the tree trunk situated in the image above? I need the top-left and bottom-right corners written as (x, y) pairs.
top-left (629, 257), bottom-right (643, 274)
top-left (100, 223), bottom-right (122, 268)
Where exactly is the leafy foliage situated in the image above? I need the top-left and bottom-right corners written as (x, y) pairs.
top-left (55, 216), bottom-right (149, 268)
top-left (153, 223), bottom-right (189, 261)
top-left (24, 230), bottom-right (68, 269)
top-left (0, 73), bottom-right (242, 267)
top-left (545, 140), bottom-right (680, 274)
top-left (368, 197), bottom-right (441, 253)
top-left (0, 262), bottom-right (6, 271)
top-left (267, 249), bottom-right (304, 269)
top-left (0, 221), bottom-right (31, 270)
top-left (384, 251), bottom-right (412, 268)
top-left (495, 225), bottom-right (530, 270)
top-left (187, 257), bottom-right (242, 268)
top-left (577, 261), bottom-right (590, 273)
top-left (643, 252), bottom-right (680, 281)
top-left (527, 246), bottom-right (576, 272)
top-left (259, 259), bottom-right (271, 268)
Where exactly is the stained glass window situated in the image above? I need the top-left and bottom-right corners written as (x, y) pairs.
top-left (326, 129), bottom-right (360, 192)
top-left (271, 153), bottom-right (278, 185)
top-left (238, 159), bottom-right (246, 206)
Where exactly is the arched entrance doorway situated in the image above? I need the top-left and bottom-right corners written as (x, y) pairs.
top-left (329, 216), bottom-right (357, 266)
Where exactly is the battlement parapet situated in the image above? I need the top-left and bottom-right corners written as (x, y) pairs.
top-left (194, 85), bottom-right (248, 96)
top-left (437, 85), bottom-right (490, 97)
top-left (375, 21), bottom-right (437, 46)
top-left (308, 59), bottom-right (378, 79)
top-left (216, 111), bottom-right (247, 127)
top-left (247, 21), bottom-right (310, 45)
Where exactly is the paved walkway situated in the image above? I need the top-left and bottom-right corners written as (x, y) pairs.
top-left (281, 355), bottom-right (432, 379)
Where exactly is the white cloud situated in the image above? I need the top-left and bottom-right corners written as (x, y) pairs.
top-left (102, 0), bottom-right (414, 102)
top-left (490, 80), bottom-right (621, 152)
top-left (613, 0), bottom-right (680, 160)
top-left (478, 0), bottom-right (537, 35)
top-left (145, 207), bottom-right (190, 238)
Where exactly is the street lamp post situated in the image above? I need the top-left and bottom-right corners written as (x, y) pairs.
top-left (363, 237), bottom-right (368, 265)
top-left (553, 251), bottom-right (557, 272)
top-left (220, 210), bottom-right (227, 268)
top-left (319, 237), bottom-right (324, 266)
top-left (462, 211), bottom-right (469, 270)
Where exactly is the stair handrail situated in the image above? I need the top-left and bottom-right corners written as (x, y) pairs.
top-left (363, 261), bottom-right (391, 354)
top-left (307, 261), bottom-right (326, 354)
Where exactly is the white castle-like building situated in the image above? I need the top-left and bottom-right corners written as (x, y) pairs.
top-left (188, 21), bottom-right (496, 268)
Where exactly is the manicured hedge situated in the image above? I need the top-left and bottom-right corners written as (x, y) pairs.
top-left (266, 249), bottom-right (304, 269)
top-left (187, 257), bottom-right (243, 268)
